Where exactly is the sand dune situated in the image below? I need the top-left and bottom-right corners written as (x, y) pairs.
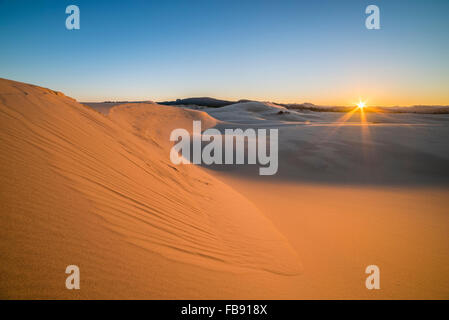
top-left (108, 102), bottom-right (217, 148)
top-left (1, 79), bottom-right (448, 299)
top-left (0, 79), bottom-right (301, 299)
top-left (207, 101), bottom-right (307, 123)
top-left (205, 101), bottom-right (449, 186)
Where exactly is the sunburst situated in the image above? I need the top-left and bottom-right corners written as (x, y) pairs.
top-left (357, 101), bottom-right (366, 109)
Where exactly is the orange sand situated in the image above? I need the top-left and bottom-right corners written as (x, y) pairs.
top-left (1, 78), bottom-right (448, 299)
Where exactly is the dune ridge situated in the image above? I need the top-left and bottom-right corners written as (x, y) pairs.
top-left (0, 79), bottom-right (301, 298)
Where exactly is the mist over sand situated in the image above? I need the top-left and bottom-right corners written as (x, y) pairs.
top-left (1, 78), bottom-right (448, 299)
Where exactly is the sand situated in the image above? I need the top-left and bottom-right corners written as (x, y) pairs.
top-left (1, 78), bottom-right (448, 299)
top-left (212, 176), bottom-right (449, 299)
top-left (0, 79), bottom-right (301, 299)
top-left (203, 101), bottom-right (449, 298)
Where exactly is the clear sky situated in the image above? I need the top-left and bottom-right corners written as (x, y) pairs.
top-left (0, 0), bottom-right (448, 106)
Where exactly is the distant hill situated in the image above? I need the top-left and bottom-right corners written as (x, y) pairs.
top-left (158, 97), bottom-right (236, 108)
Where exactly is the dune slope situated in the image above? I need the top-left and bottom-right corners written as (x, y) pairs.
top-left (0, 79), bottom-right (301, 299)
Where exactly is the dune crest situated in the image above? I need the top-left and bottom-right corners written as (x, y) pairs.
top-left (0, 79), bottom-right (301, 298)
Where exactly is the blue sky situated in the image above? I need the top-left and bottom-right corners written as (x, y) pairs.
top-left (0, 0), bottom-right (448, 105)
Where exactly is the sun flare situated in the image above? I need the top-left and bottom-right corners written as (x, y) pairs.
top-left (357, 101), bottom-right (366, 109)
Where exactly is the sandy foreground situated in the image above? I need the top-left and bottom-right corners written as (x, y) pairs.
top-left (1, 78), bottom-right (448, 299)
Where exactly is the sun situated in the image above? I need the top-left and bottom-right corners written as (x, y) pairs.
top-left (357, 101), bottom-right (366, 109)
